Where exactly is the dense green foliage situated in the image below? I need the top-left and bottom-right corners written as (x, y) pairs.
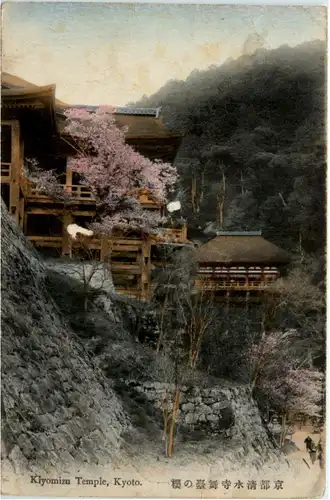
top-left (135, 41), bottom-right (326, 401)
top-left (135, 41), bottom-right (326, 260)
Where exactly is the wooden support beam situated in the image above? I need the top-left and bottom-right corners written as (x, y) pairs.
top-left (62, 211), bottom-right (73, 256)
top-left (111, 238), bottom-right (142, 246)
top-left (9, 121), bottom-right (21, 223)
top-left (111, 264), bottom-right (142, 274)
top-left (182, 224), bottom-right (187, 242)
top-left (19, 135), bottom-right (24, 184)
top-left (25, 207), bottom-right (96, 216)
top-left (26, 207), bottom-right (65, 215)
top-left (18, 136), bottom-right (25, 229)
top-left (101, 237), bottom-right (111, 261)
top-left (23, 213), bottom-right (28, 233)
top-left (72, 210), bottom-right (96, 216)
top-left (18, 197), bottom-right (24, 229)
top-left (140, 238), bottom-right (152, 299)
top-left (27, 235), bottom-right (62, 248)
top-left (65, 166), bottom-right (72, 194)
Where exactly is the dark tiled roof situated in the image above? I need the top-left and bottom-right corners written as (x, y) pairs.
top-left (2, 72), bottom-right (67, 107)
top-left (2, 73), bottom-right (182, 155)
top-left (56, 109), bottom-right (181, 140)
top-left (215, 231), bottom-right (262, 236)
top-left (115, 114), bottom-right (179, 139)
top-left (2, 72), bottom-right (39, 90)
top-left (70, 105), bottom-right (161, 117)
top-left (195, 234), bottom-right (291, 264)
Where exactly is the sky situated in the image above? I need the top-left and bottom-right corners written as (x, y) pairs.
top-left (2, 2), bottom-right (327, 106)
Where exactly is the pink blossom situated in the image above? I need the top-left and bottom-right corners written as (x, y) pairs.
top-left (25, 107), bottom-right (178, 236)
top-left (64, 106), bottom-right (177, 234)
top-left (248, 330), bottom-right (324, 416)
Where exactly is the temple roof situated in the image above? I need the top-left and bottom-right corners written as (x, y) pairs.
top-left (70, 105), bottom-right (162, 117)
top-left (56, 105), bottom-right (180, 140)
top-left (2, 84), bottom-right (55, 107)
top-left (195, 232), bottom-right (291, 264)
top-left (2, 72), bottom-right (67, 107)
top-left (1, 72), bottom-right (182, 161)
top-left (56, 110), bottom-right (180, 140)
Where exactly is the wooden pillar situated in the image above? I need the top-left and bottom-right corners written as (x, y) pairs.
top-left (65, 165), bottom-right (72, 193)
top-left (9, 121), bottom-right (21, 223)
top-left (18, 136), bottom-right (25, 229)
top-left (141, 237), bottom-right (151, 299)
top-left (261, 266), bottom-right (265, 285)
top-left (225, 290), bottom-right (230, 314)
top-left (23, 213), bottom-right (28, 234)
top-left (62, 211), bottom-right (73, 256)
top-left (182, 223), bottom-right (187, 242)
top-left (18, 198), bottom-right (25, 229)
top-left (101, 237), bottom-right (112, 262)
top-left (245, 291), bottom-right (250, 310)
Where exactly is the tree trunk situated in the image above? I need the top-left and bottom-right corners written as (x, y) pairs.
top-left (191, 175), bottom-right (196, 213)
top-left (156, 295), bottom-right (168, 353)
top-left (199, 170), bottom-right (205, 207)
top-left (251, 372), bottom-right (259, 391)
top-left (162, 392), bottom-right (169, 457)
top-left (280, 412), bottom-right (287, 447)
top-left (217, 172), bottom-right (226, 228)
top-left (83, 291), bottom-right (88, 312)
top-left (240, 170), bottom-right (245, 194)
top-left (82, 263), bottom-right (89, 312)
top-left (298, 232), bottom-right (305, 264)
top-left (167, 388), bottom-right (181, 457)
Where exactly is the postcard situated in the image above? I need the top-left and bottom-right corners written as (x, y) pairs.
top-left (1, 2), bottom-right (327, 498)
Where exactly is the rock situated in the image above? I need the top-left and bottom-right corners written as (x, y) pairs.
top-left (8, 445), bottom-right (29, 474)
top-left (195, 403), bottom-right (210, 414)
top-left (53, 434), bottom-right (71, 451)
top-left (182, 402), bottom-right (194, 411)
top-left (211, 401), bottom-right (230, 411)
top-left (184, 413), bottom-right (195, 424)
top-left (16, 434), bottom-right (34, 457)
top-left (206, 414), bottom-right (219, 422)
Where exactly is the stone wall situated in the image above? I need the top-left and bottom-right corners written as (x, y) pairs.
top-left (1, 202), bottom-right (131, 475)
top-left (128, 381), bottom-right (277, 455)
top-left (44, 258), bottom-right (114, 294)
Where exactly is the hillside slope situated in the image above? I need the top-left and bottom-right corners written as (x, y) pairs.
top-left (1, 202), bottom-right (324, 497)
top-left (1, 201), bottom-right (131, 475)
top-left (134, 41), bottom-right (326, 257)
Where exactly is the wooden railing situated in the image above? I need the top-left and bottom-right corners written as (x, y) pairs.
top-left (27, 235), bottom-right (62, 247)
top-left (115, 287), bottom-right (148, 299)
top-left (111, 263), bottom-right (142, 274)
top-left (195, 279), bottom-right (269, 291)
top-left (64, 184), bottom-right (95, 200)
top-left (163, 226), bottom-right (187, 242)
top-left (1, 162), bottom-right (11, 183)
top-left (152, 225), bottom-right (188, 244)
top-left (21, 178), bottom-right (96, 202)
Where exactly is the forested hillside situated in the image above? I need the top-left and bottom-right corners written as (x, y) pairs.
top-left (134, 40), bottom-right (326, 261)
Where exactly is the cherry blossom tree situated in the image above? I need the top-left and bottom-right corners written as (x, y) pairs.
top-left (247, 330), bottom-right (324, 445)
top-left (64, 106), bottom-right (177, 235)
top-left (26, 106), bottom-right (178, 235)
top-left (25, 158), bottom-right (72, 203)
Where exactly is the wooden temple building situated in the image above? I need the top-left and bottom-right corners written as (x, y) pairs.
top-left (1, 73), bottom-right (291, 301)
top-left (1, 72), bottom-right (187, 299)
top-left (194, 231), bottom-right (291, 302)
